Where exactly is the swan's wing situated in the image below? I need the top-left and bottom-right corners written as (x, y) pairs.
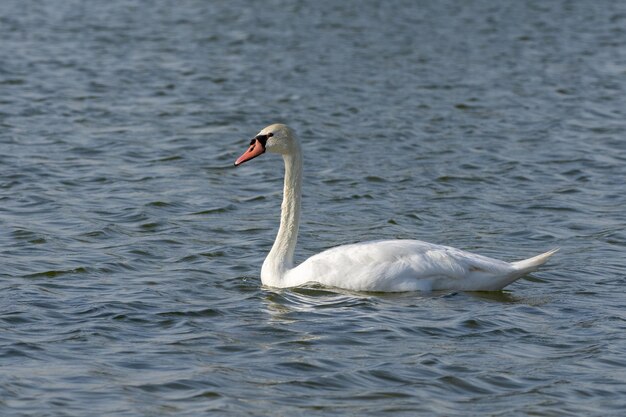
top-left (287, 240), bottom-right (517, 292)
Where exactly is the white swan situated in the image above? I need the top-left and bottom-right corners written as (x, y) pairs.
top-left (234, 124), bottom-right (557, 292)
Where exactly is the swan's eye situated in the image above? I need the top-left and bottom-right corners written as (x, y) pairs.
top-left (267, 132), bottom-right (274, 137)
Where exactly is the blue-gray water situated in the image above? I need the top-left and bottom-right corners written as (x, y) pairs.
top-left (1, 0), bottom-right (625, 415)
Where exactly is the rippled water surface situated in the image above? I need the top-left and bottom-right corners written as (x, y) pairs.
top-left (1, 1), bottom-right (626, 415)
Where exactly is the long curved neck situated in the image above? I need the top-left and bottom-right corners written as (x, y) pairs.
top-left (261, 147), bottom-right (303, 285)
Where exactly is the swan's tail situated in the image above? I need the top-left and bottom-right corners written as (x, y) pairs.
top-left (510, 248), bottom-right (559, 275)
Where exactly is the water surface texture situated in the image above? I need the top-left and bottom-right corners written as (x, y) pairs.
top-left (1, 1), bottom-right (626, 416)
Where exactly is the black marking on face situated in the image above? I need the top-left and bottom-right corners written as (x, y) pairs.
top-left (255, 134), bottom-right (270, 147)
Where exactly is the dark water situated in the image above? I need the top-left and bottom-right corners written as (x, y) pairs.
top-left (1, 0), bottom-right (625, 415)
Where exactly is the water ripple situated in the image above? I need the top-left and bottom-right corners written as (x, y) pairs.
top-left (1, 0), bottom-right (626, 416)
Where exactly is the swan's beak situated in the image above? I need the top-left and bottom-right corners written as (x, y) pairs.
top-left (234, 138), bottom-right (266, 166)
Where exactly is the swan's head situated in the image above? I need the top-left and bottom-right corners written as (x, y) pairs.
top-left (234, 124), bottom-right (296, 166)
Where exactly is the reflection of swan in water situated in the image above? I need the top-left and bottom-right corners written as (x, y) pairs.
top-left (234, 124), bottom-right (557, 292)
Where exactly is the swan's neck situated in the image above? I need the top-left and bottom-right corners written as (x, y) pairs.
top-left (261, 149), bottom-right (302, 286)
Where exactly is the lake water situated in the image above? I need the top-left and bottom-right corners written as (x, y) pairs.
top-left (1, 0), bottom-right (625, 415)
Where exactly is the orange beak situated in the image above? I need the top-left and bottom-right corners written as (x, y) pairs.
top-left (234, 138), bottom-right (266, 166)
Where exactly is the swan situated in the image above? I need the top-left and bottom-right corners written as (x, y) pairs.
top-left (234, 124), bottom-right (557, 292)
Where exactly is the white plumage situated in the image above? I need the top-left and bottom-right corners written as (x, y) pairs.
top-left (286, 241), bottom-right (558, 292)
top-left (234, 124), bottom-right (557, 292)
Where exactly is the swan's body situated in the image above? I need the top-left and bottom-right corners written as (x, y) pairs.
top-left (234, 124), bottom-right (557, 292)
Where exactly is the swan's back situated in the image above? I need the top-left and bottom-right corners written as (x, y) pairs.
top-left (285, 240), bottom-right (550, 292)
